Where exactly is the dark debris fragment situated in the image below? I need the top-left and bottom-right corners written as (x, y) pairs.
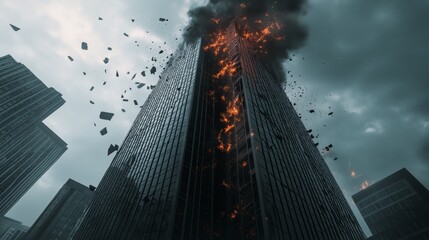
top-left (100, 127), bottom-right (108, 136)
top-left (10, 24), bottom-right (20, 31)
top-left (81, 42), bottom-right (88, 50)
top-left (99, 111), bottom-right (114, 121)
top-left (68, 56), bottom-right (74, 61)
top-left (108, 144), bottom-right (119, 156)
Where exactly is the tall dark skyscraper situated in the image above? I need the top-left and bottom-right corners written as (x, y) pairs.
top-left (0, 54), bottom-right (67, 216)
top-left (72, 24), bottom-right (364, 239)
top-left (23, 179), bottom-right (94, 240)
top-left (353, 168), bottom-right (429, 239)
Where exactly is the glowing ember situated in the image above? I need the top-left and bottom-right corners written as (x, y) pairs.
top-left (230, 210), bottom-right (239, 219)
top-left (360, 180), bottom-right (370, 190)
top-left (351, 171), bottom-right (356, 177)
top-left (241, 161), bottom-right (248, 168)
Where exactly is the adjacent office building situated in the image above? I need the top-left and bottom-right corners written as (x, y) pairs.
top-left (71, 23), bottom-right (364, 239)
top-left (0, 216), bottom-right (29, 240)
top-left (0, 54), bottom-right (67, 216)
top-left (353, 168), bottom-right (429, 239)
top-left (23, 179), bottom-right (94, 240)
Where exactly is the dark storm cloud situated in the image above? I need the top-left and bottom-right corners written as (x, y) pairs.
top-left (184, 0), bottom-right (308, 82)
top-left (285, 0), bottom-right (429, 234)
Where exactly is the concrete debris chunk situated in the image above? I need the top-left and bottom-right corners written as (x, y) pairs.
top-left (99, 112), bottom-right (114, 121)
top-left (81, 42), bottom-right (88, 50)
top-left (100, 127), bottom-right (108, 136)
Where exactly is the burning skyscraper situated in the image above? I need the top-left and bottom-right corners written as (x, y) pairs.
top-left (71, 3), bottom-right (365, 239)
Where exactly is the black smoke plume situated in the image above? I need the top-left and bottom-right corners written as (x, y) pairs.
top-left (184, 0), bottom-right (308, 82)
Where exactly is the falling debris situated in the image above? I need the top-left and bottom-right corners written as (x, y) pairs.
top-left (159, 18), bottom-right (168, 22)
top-left (90, 100), bottom-right (94, 104)
top-left (116, 71), bottom-right (119, 77)
top-left (137, 83), bottom-right (146, 89)
top-left (131, 73), bottom-right (136, 80)
top-left (123, 99), bottom-right (129, 102)
top-left (99, 112), bottom-right (114, 121)
top-left (134, 100), bottom-right (138, 105)
top-left (90, 86), bottom-right (94, 91)
top-left (328, 112), bottom-right (334, 116)
top-left (314, 143), bottom-right (319, 147)
top-left (150, 66), bottom-right (156, 74)
top-left (159, 50), bottom-right (164, 54)
top-left (141, 71), bottom-right (146, 77)
top-left (309, 109), bottom-right (315, 113)
top-left (98, 17), bottom-right (103, 20)
top-left (10, 24), bottom-right (20, 31)
top-left (131, 19), bottom-right (135, 22)
top-left (81, 42), bottom-right (88, 50)
top-left (103, 57), bottom-right (109, 64)
top-left (83, 72), bottom-right (86, 75)
top-left (68, 56), bottom-right (74, 61)
top-left (150, 85), bottom-right (156, 89)
top-left (121, 109), bottom-right (126, 113)
top-left (123, 33), bottom-right (129, 37)
top-left (100, 127), bottom-right (108, 136)
top-left (307, 129), bottom-right (313, 133)
top-left (107, 144), bottom-right (119, 156)
top-left (107, 47), bottom-right (112, 51)
top-left (333, 157), bottom-right (338, 161)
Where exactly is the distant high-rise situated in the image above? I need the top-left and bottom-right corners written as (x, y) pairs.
top-left (23, 179), bottom-right (94, 240)
top-left (353, 168), bottom-right (429, 239)
top-left (72, 24), bottom-right (364, 239)
top-left (0, 54), bottom-right (67, 216)
top-left (0, 216), bottom-right (29, 240)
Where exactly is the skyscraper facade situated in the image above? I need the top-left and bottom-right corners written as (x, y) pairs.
top-left (353, 168), bottom-right (429, 239)
top-left (23, 179), bottom-right (94, 240)
top-left (0, 216), bottom-right (29, 240)
top-left (71, 24), bottom-right (364, 239)
top-left (0, 54), bottom-right (67, 216)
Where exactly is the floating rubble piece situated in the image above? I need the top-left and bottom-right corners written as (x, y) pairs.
top-left (307, 129), bottom-right (313, 133)
top-left (159, 50), bottom-right (164, 54)
top-left (137, 83), bottom-right (146, 89)
top-left (328, 112), bottom-right (334, 116)
top-left (309, 109), bottom-right (315, 113)
top-left (90, 100), bottom-right (94, 104)
top-left (99, 112), bottom-right (114, 121)
top-left (131, 73), bottom-right (136, 80)
top-left (333, 157), bottom-right (338, 161)
top-left (10, 24), bottom-right (20, 31)
top-left (94, 123), bottom-right (96, 126)
top-left (123, 99), bottom-right (129, 102)
top-left (134, 100), bottom-right (138, 105)
top-left (103, 57), bottom-right (109, 64)
top-left (100, 127), bottom-right (108, 136)
top-left (116, 71), bottom-right (119, 77)
top-left (150, 85), bottom-right (156, 89)
top-left (141, 71), bottom-right (146, 77)
top-left (159, 18), bottom-right (168, 22)
top-left (314, 143), bottom-right (319, 147)
top-left (98, 17), bottom-right (103, 20)
top-left (123, 33), bottom-right (129, 37)
top-left (107, 47), bottom-right (112, 51)
top-left (150, 67), bottom-right (156, 74)
top-left (90, 86), bottom-right (94, 91)
top-left (81, 42), bottom-right (88, 50)
top-left (104, 69), bottom-right (107, 74)
top-left (121, 109), bottom-right (126, 113)
top-left (108, 144), bottom-right (119, 156)
top-left (68, 56), bottom-right (74, 61)
top-left (121, 95), bottom-right (124, 98)
top-left (83, 72), bottom-right (86, 75)
top-left (131, 19), bottom-right (135, 22)
top-left (103, 81), bottom-right (106, 85)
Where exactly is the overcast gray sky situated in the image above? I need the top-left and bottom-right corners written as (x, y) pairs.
top-left (1, 0), bottom-right (428, 237)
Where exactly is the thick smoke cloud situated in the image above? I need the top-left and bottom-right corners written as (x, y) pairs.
top-left (184, 0), bottom-right (308, 82)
